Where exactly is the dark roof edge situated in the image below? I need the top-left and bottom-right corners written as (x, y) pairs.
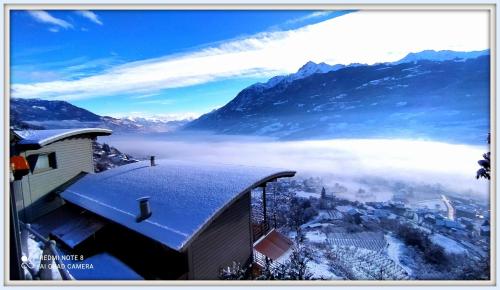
top-left (179, 170), bottom-right (296, 252)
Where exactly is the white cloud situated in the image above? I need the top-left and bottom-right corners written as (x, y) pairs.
top-left (284, 10), bottom-right (335, 25)
top-left (76, 10), bottom-right (103, 25)
top-left (129, 93), bottom-right (161, 99)
top-left (13, 10), bottom-right (489, 100)
top-left (27, 11), bottom-right (73, 29)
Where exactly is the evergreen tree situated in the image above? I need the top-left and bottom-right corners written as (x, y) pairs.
top-left (476, 133), bottom-right (490, 180)
top-left (320, 187), bottom-right (327, 209)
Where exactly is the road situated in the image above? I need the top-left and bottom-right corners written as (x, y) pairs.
top-left (441, 194), bottom-right (455, 220)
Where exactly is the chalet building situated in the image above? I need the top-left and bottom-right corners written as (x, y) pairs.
top-left (10, 128), bottom-right (112, 221)
top-left (10, 128), bottom-right (296, 280)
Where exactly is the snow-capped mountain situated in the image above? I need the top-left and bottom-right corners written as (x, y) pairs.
top-left (10, 98), bottom-right (190, 133)
top-left (393, 49), bottom-right (489, 64)
top-left (186, 50), bottom-right (490, 144)
top-left (120, 116), bottom-right (193, 132)
top-left (252, 61), bottom-right (348, 90)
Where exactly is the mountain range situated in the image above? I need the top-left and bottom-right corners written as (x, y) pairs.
top-left (11, 49), bottom-right (490, 144)
top-left (185, 50), bottom-right (490, 144)
top-left (10, 98), bottom-right (191, 133)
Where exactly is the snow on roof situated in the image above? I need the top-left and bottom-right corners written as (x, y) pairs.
top-left (14, 128), bottom-right (112, 149)
top-left (61, 252), bottom-right (143, 280)
top-left (254, 229), bottom-right (293, 261)
top-left (61, 159), bottom-right (295, 251)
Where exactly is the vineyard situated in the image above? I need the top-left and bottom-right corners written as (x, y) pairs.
top-left (325, 246), bottom-right (411, 280)
top-left (326, 231), bottom-right (387, 252)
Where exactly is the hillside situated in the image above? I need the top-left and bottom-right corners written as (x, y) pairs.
top-left (10, 98), bottom-right (189, 133)
top-left (186, 50), bottom-right (490, 144)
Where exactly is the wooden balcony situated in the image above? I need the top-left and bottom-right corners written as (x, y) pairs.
top-left (252, 221), bottom-right (270, 241)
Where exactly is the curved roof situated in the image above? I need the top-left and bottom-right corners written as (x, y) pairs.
top-left (14, 128), bottom-right (112, 149)
top-left (61, 159), bottom-right (295, 251)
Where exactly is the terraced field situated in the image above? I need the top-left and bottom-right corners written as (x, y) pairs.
top-left (326, 231), bottom-right (387, 252)
top-left (327, 246), bottom-right (410, 280)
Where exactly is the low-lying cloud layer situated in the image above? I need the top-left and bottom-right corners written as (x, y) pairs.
top-left (100, 135), bottom-right (490, 198)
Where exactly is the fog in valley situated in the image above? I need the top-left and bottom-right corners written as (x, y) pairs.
top-left (100, 133), bottom-right (490, 202)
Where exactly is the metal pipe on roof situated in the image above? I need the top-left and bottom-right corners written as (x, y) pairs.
top-left (136, 196), bottom-right (152, 222)
top-left (150, 156), bottom-right (156, 166)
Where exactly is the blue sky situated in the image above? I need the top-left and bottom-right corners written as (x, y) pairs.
top-left (11, 10), bottom-right (350, 119)
top-left (10, 10), bottom-right (488, 120)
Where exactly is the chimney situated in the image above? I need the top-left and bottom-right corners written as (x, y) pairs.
top-left (150, 156), bottom-right (156, 166)
top-left (136, 196), bottom-right (152, 222)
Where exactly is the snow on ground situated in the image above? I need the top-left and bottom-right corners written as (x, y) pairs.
top-left (327, 231), bottom-right (386, 251)
top-left (307, 248), bottom-right (341, 280)
top-left (305, 222), bottom-right (331, 229)
top-left (385, 234), bottom-right (413, 276)
top-left (328, 245), bottom-right (410, 280)
top-left (308, 261), bottom-right (333, 279)
top-left (24, 237), bottom-right (63, 280)
top-left (335, 205), bottom-right (355, 213)
top-left (308, 259), bottom-right (341, 280)
top-left (430, 234), bottom-right (468, 255)
top-left (311, 210), bottom-right (343, 222)
top-left (306, 230), bottom-right (327, 243)
top-left (411, 199), bottom-right (446, 211)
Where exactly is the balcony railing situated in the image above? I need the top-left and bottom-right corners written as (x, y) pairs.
top-left (19, 222), bottom-right (72, 280)
top-left (252, 221), bottom-right (270, 241)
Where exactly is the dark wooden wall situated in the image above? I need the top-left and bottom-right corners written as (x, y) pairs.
top-left (188, 192), bottom-right (253, 279)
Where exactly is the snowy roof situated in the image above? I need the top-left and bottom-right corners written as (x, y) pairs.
top-left (61, 159), bottom-right (295, 251)
top-left (13, 128), bottom-right (112, 149)
top-left (254, 229), bottom-right (293, 261)
top-left (60, 252), bottom-right (143, 280)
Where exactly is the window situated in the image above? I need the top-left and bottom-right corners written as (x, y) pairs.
top-left (26, 152), bottom-right (57, 174)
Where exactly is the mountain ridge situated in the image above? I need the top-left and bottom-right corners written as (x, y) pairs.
top-left (185, 50), bottom-right (490, 144)
top-left (10, 98), bottom-right (190, 133)
top-left (10, 49), bottom-right (490, 143)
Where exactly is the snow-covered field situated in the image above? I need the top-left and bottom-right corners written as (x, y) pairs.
top-left (308, 253), bottom-right (341, 280)
top-left (412, 199), bottom-right (446, 211)
top-left (306, 230), bottom-right (328, 243)
top-left (385, 234), bottom-right (413, 276)
top-left (326, 245), bottom-right (410, 280)
top-left (431, 234), bottom-right (468, 255)
top-left (327, 231), bottom-right (386, 252)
